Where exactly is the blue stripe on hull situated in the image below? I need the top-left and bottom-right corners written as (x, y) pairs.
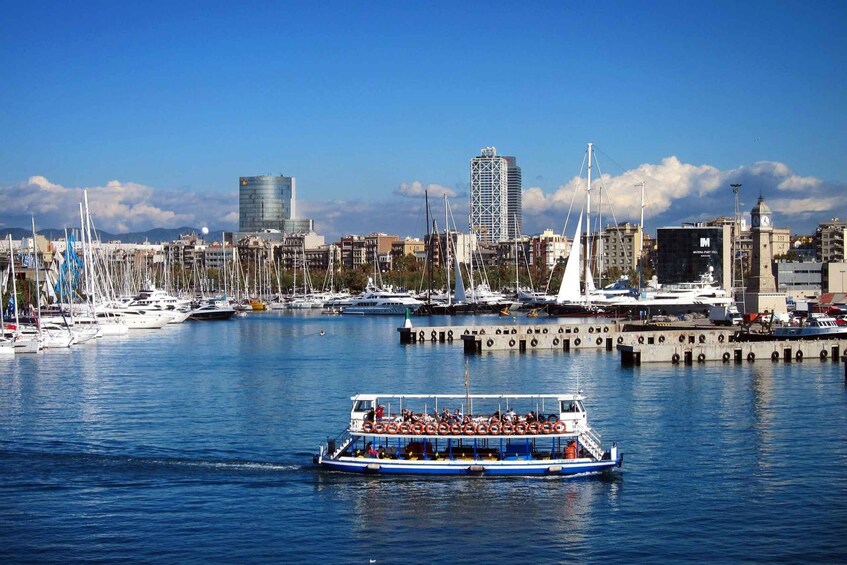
top-left (319, 459), bottom-right (619, 476)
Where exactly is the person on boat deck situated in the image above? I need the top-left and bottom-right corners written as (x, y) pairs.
top-left (440, 407), bottom-right (450, 422)
top-left (375, 405), bottom-right (385, 420)
top-left (490, 410), bottom-right (502, 423)
top-left (526, 411), bottom-right (537, 423)
top-left (366, 442), bottom-right (379, 458)
top-left (366, 408), bottom-right (375, 422)
top-left (504, 408), bottom-right (516, 423)
top-left (453, 408), bottom-right (463, 422)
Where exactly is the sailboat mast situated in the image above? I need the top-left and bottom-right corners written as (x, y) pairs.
top-left (445, 195), bottom-right (451, 306)
top-left (31, 217), bottom-right (43, 326)
top-left (585, 143), bottom-right (593, 303)
top-left (8, 235), bottom-right (21, 335)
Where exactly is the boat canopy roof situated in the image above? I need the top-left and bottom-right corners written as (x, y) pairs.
top-left (352, 393), bottom-right (584, 402)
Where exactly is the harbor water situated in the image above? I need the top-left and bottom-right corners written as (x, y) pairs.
top-left (2, 313), bottom-right (846, 563)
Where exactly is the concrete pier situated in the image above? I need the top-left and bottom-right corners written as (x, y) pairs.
top-left (619, 340), bottom-right (845, 365)
top-left (398, 322), bottom-right (847, 365)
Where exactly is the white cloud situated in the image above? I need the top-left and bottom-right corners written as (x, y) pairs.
top-left (520, 157), bottom-right (846, 235)
top-left (394, 181), bottom-right (457, 199)
top-left (0, 176), bottom-right (237, 233)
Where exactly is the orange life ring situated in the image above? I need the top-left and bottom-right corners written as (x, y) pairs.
top-left (476, 423), bottom-right (489, 435)
top-left (541, 422), bottom-right (553, 434)
top-left (553, 421), bottom-right (566, 433)
top-left (450, 423), bottom-right (462, 435)
top-left (373, 422), bottom-right (386, 434)
top-left (386, 422), bottom-right (398, 434)
top-left (411, 422), bottom-right (425, 435)
top-left (425, 422), bottom-right (438, 435)
top-left (527, 422), bottom-right (540, 434)
top-left (515, 423), bottom-right (528, 435)
top-left (399, 422), bottom-right (411, 434)
top-left (488, 422), bottom-right (501, 435)
top-left (463, 422), bottom-right (476, 435)
top-left (362, 421), bottom-right (374, 433)
top-left (437, 422), bottom-right (450, 435)
top-left (501, 422), bottom-right (514, 435)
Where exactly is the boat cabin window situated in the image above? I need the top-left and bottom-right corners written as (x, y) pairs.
top-left (561, 400), bottom-right (583, 413)
top-left (353, 400), bottom-right (374, 412)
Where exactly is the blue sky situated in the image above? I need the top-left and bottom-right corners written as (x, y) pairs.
top-left (1, 1), bottom-right (845, 239)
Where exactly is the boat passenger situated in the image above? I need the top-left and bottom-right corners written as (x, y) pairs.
top-left (526, 411), bottom-right (537, 423)
top-left (452, 408), bottom-right (463, 422)
top-left (366, 442), bottom-right (379, 458)
top-left (504, 408), bottom-right (516, 423)
top-left (375, 405), bottom-right (385, 419)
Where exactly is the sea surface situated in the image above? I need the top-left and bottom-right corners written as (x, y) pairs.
top-left (1, 312), bottom-right (846, 564)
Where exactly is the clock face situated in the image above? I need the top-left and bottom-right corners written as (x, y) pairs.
top-left (752, 215), bottom-right (760, 227)
top-left (761, 215), bottom-right (771, 227)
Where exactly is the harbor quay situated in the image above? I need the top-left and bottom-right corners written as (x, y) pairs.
top-left (397, 321), bottom-right (847, 367)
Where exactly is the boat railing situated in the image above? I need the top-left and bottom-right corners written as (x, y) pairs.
top-left (577, 424), bottom-right (605, 460)
top-left (326, 428), bottom-right (353, 459)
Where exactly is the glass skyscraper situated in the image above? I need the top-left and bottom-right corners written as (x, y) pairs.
top-left (238, 175), bottom-right (296, 232)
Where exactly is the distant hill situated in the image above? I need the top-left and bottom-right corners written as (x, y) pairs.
top-left (0, 226), bottom-right (212, 244)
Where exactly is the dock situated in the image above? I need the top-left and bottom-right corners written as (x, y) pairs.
top-left (398, 322), bottom-right (847, 365)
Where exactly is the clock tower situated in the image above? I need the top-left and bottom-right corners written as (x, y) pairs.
top-left (744, 196), bottom-right (786, 315)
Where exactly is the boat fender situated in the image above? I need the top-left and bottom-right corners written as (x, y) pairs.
top-left (374, 422), bottom-right (386, 434)
top-left (718, 334), bottom-right (725, 343)
top-left (479, 329), bottom-right (485, 335)
top-left (362, 422), bottom-right (374, 433)
top-left (486, 339), bottom-right (494, 347)
top-left (553, 338), bottom-right (560, 346)
top-left (411, 422), bottom-right (425, 435)
top-left (679, 335), bottom-right (686, 343)
top-left (554, 422), bottom-right (567, 433)
top-left (425, 423), bottom-right (438, 435)
top-left (488, 422), bottom-right (500, 434)
top-left (387, 422), bottom-right (398, 434)
top-left (658, 335), bottom-right (665, 344)
top-left (450, 423), bottom-right (462, 435)
top-left (638, 336), bottom-right (644, 344)
top-left (596, 337), bottom-right (603, 346)
top-left (574, 338), bottom-right (581, 346)
top-left (699, 334), bottom-right (706, 343)
top-left (573, 327), bottom-right (579, 333)
top-left (543, 328), bottom-right (548, 334)
top-left (541, 422), bottom-right (553, 434)
top-left (501, 423), bottom-right (514, 435)
top-left (419, 330), bottom-right (425, 340)
top-left (496, 329), bottom-right (502, 335)
top-left (509, 339), bottom-right (516, 347)
top-left (671, 353), bottom-right (680, 364)
top-left (511, 329), bottom-right (517, 334)
top-left (603, 327), bottom-right (609, 333)
top-left (617, 336), bottom-right (624, 345)
top-left (820, 349), bottom-right (828, 360)
top-left (463, 422), bottom-right (476, 435)
top-left (558, 328), bottom-right (564, 333)
top-left (438, 423), bottom-right (450, 435)
top-left (747, 352), bottom-right (756, 362)
top-left (476, 423), bottom-right (489, 435)
top-left (771, 351), bottom-right (780, 361)
top-left (589, 327), bottom-right (595, 334)
top-left (464, 329), bottom-right (470, 335)
top-left (697, 353), bottom-right (706, 363)
top-left (795, 350), bottom-right (803, 361)
top-left (399, 423), bottom-right (411, 434)
top-left (531, 339), bottom-right (538, 347)
top-left (431, 330), bottom-right (437, 341)
top-left (527, 422), bottom-right (540, 434)
top-left (447, 330), bottom-right (453, 340)
top-left (722, 352), bottom-right (731, 363)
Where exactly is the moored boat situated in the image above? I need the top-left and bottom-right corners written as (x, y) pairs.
top-left (314, 393), bottom-right (622, 476)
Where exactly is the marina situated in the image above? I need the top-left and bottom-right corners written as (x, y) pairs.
top-left (2, 311), bottom-right (847, 563)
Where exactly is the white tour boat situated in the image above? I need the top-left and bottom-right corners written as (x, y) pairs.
top-left (314, 393), bottom-right (623, 476)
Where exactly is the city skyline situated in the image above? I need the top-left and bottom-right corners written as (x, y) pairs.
top-left (1, 2), bottom-right (845, 240)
